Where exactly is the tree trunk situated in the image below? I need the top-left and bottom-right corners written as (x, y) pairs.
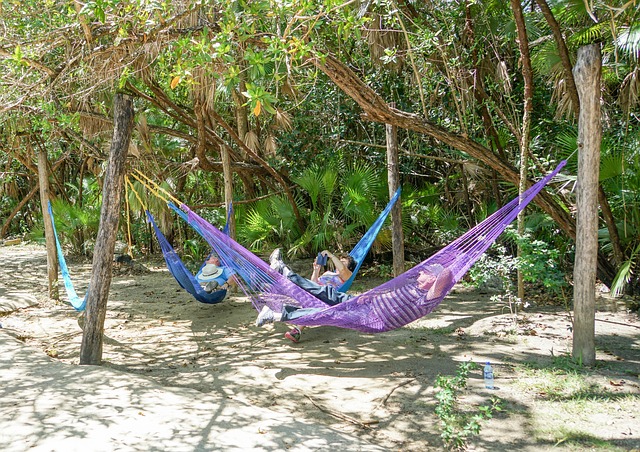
top-left (386, 117), bottom-right (404, 276)
top-left (572, 45), bottom-right (602, 367)
top-left (36, 143), bottom-right (59, 300)
top-left (511, 0), bottom-right (533, 303)
top-left (80, 94), bottom-right (134, 365)
top-left (222, 145), bottom-right (236, 239)
top-left (459, 163), bottom-right (473, 225)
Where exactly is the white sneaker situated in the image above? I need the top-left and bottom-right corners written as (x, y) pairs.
top-left (256, 305), bottom-right (276, 327)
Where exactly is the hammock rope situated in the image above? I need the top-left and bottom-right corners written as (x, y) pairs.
top-left (47, 201), bottom-right (88, 311)
top-left (183, 160), bottom-right (567, 333)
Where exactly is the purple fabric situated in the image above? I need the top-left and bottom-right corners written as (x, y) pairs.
top-left (185, 161), bottom-right (566, 333)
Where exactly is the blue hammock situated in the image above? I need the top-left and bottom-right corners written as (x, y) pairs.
top-left (340, 187), bottom-right (401, 291)
top-left (146, 210), bottom-right (227, 304)
top-left (170, 190), bottom-right (400, 292)
top-left (47, 201), bottom-right (88, 311)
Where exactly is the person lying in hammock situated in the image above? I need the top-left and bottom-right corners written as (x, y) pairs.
top-left (264, 248), bottom-right (356, 342)
top-left (196, 255), bottom-right (237, 292)
top-left (256, 250), bottom-right (453, 341)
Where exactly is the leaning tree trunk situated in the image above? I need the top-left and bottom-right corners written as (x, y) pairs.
top-left (535, 0), bottom-right (624, 269)
top-left (36, 142), bottom-right (59, 300)
top-left (572, 45), bottom-right (602, 367)
top-left (80, 94), bottom-right (134, 365)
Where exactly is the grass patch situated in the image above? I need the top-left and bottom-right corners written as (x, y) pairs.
top-left (549, 429), bottom-right (628, 451)
top-left (513, 355), bottom-right (639, 450)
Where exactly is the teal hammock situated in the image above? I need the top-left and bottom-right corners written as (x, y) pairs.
top-left (48, 201), bottom-right (88, 311)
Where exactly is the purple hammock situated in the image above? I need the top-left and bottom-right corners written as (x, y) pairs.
top-left (184, 160), bottom-right (566, 333)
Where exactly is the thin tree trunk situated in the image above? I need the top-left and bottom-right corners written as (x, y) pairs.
top-left (511, 0), bottom-right (533, 304)
top-left (36, 142), bottom-right (59, 300)
top-left (80, 94), bottom-right (134, 365)
top-left (222, 145), bottom-right (236, 239)
top-left (386, 114), bottom-right (404, 276)
top-left (572, 45), bottom-right (602, 367)
top-left (534, 0), bottom-right (579, 114)
top-left (459, 163), bottom-right (473, 224)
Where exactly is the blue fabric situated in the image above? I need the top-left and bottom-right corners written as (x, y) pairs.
top-left (339, 187), bottom-right (401, 291)
top-left (281, 305), bottom-right (321, 322)
top-left (287, 272), bottom-right (353, 306)
top-left (170, 191), bottom-right (400, 294)
top-left (48, 201), bottom-right (88, 311)
top-left (169, 201), bottom-right (234, 280)
top-left (147, 211), bottom-right (226, 304)
top-left (222, 201), bottom-right (233, 235)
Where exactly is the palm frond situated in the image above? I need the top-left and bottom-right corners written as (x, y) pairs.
top-left (600, 153), bottom-right (625, 181)
top-left (616, 24), bottom-right (640, 61)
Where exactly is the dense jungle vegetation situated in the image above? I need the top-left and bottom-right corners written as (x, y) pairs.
top-left (1, 0), bottom-right (639, 302)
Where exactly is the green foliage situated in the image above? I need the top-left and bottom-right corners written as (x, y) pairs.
top-left (468, 227), bottom-right (569, 308)
top-left (434, 361), bottom-right (503, 450)
top-left (49, 199), bottom-right (100, 255)
top-left (240, 194), bottom-right (302, 253)
top-left (2, 0), bottom-right (640, 300)
top-left (507, 229), bottom-right (569, 297)
top-left (239, 159), bottom-right (391, 259)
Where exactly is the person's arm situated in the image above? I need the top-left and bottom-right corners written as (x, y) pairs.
top-left (323, 250), bottom-right (352, 281)
top-left (310, 259), bottom-right (322, 283)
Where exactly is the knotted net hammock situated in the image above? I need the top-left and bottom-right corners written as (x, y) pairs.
top-left (183, 161), bottom-right (566, 333)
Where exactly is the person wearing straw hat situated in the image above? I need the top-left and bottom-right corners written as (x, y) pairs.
top-left (196, 256), bottom-right (236, 292)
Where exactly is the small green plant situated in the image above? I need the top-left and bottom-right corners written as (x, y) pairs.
top-left (434, 361), bottom-right (503, 450)
top-left (469, 243), bottom-right (525, 324)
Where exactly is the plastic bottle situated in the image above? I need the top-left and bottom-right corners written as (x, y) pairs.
top-left (483, 362), bottom-right (494, 389)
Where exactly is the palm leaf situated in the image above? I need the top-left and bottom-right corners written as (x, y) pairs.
top-left (616, 24), bottom-right (640, 61)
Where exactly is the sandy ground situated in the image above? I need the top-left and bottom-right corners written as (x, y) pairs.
top-left (1, 243), bottom-right (639, 451)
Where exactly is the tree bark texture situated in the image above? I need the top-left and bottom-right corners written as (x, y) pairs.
top-left (80, 94), bottom-right (134, 365)
top-left (572, 45), bottom-right (602, 366)
top-left (36, 143), bottom-right (59, 299)
top-left (312, 54), bottom-right (617, 287)
top-left (385, 118), bottom-right (404, 276)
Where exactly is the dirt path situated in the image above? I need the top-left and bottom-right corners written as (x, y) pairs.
top-left (1, 243), bottom-right (639, 451)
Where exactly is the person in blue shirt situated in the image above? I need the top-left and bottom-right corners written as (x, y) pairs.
top-left (196, 255), bottom-right (236, 292)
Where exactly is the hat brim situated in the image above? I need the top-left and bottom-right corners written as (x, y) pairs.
top-left (200, 264), bottom-right (224, 280)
